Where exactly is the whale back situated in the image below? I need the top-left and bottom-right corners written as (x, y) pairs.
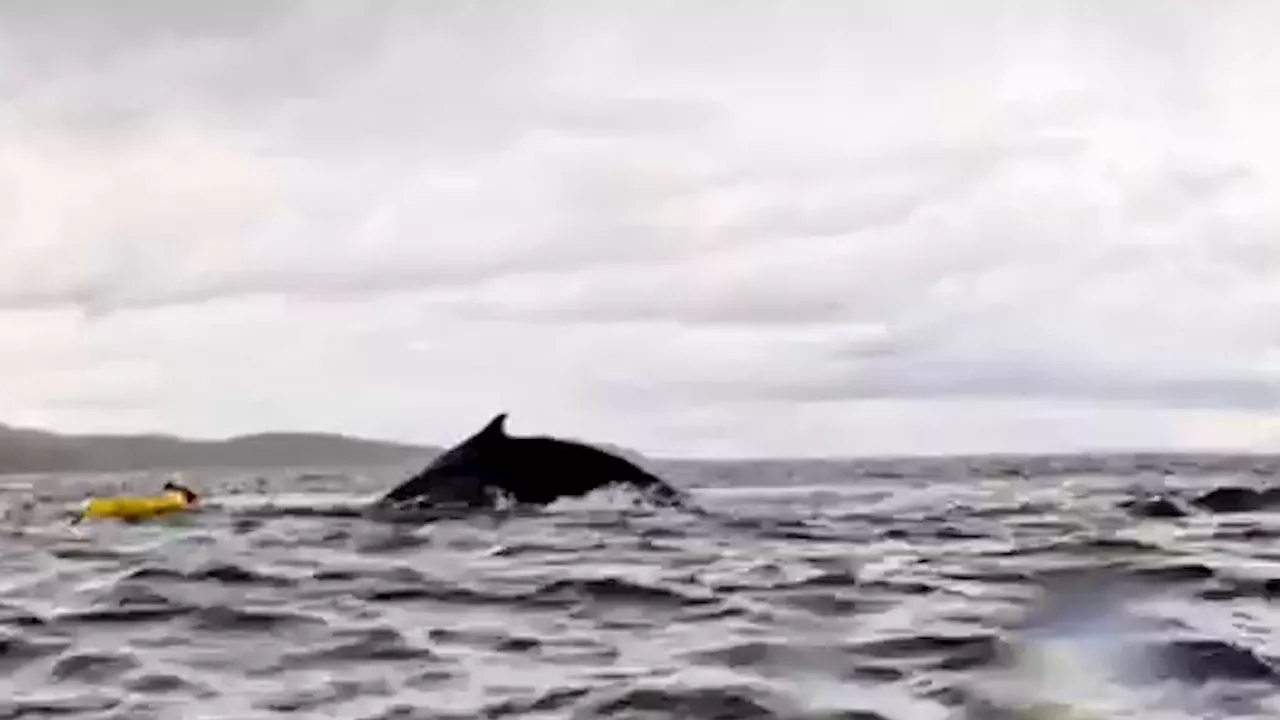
top-left (497, 435), bottom-right (666, 504)
top-left (377, 412), bottom-right (689, 509)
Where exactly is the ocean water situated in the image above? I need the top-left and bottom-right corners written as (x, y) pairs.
top-left (1, 455), bottom-right (1279, 719)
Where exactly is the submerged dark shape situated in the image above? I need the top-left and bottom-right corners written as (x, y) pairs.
top-left (374, 413), bottom-right (696, 512)
top-left (1120, 495), bottom-right (1189, 519)
top-left (1191, 486), bottom-right (1280, 513)
top-left (1119, 484), bottom-right (1280, 519)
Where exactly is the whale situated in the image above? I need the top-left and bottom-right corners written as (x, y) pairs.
top-left (372, 413), bottom-right (697, 513)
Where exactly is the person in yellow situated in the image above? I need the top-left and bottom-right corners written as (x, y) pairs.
top-left (76, 475), bottom-right (201, 524)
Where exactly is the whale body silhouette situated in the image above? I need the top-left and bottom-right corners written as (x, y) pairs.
top-left (374, 413), bottom-right (694, 512)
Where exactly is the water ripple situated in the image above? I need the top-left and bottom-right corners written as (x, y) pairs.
top-left (1, 461), bottom-right (1279, 717)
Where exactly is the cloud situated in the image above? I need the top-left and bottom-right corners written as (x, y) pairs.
top-left (4, 1), bottom-right (1280, 457)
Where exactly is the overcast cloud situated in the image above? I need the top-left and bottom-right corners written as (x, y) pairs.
top-left (4, 0), bottom-right (1280, 458)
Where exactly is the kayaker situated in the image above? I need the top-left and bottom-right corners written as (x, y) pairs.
top-left (161, 477), bottom-right (200, 505)
top-left (75, 474), bottom-right (201, 524)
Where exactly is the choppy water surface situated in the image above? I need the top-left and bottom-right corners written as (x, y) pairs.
top-left (2, 455), bottom-right (1280, 719)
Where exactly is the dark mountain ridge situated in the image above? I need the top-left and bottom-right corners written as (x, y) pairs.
top-left (4, 421), bottom-right (1280, 479)
top-left (0, 423), bottom-right (439, 474)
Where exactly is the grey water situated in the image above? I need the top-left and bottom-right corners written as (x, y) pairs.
top-left (1, 454), bottom-right (1279, 719)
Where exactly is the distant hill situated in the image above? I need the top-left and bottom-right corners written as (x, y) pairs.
top-left (0, 423), bottom-right (440, 475)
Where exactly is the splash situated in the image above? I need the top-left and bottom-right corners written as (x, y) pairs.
top-left (966, 572), bottom-right (1167, 719)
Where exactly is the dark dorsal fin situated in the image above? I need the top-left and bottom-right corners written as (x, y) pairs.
top-left (479, 412), bottom-right (508, 440)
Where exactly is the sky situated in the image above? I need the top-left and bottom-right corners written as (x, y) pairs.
top-left (3, 0), bottom-right (1280, 459)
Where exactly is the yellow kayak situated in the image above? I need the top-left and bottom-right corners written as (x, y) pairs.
top-left (79, 490), bottom-right (194, 523)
